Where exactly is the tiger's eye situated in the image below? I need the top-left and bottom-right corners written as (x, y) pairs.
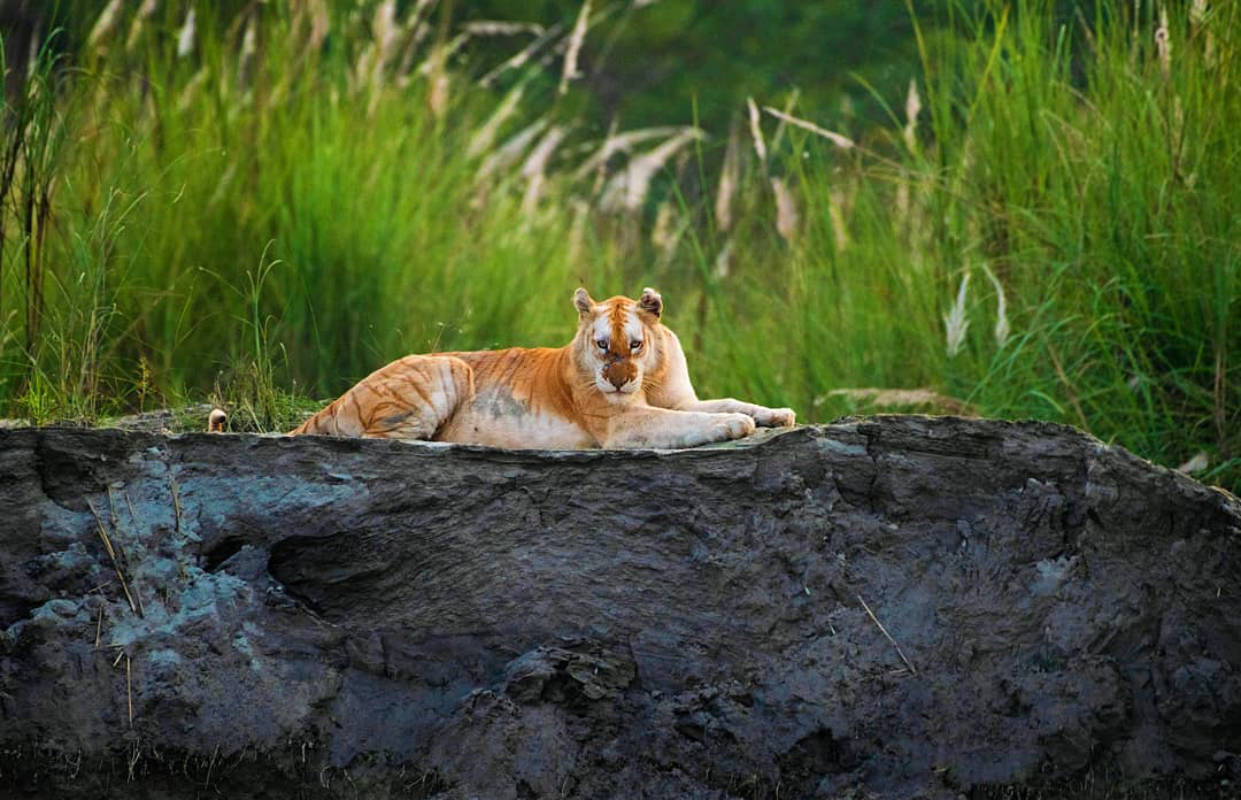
top-left (596, 338), bottom-right (608, 350)
top-left (630, 340), bottom-right (642, 351)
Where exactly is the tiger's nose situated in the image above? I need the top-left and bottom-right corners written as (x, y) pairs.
top-left (604, 362), bottom-right (632, 389)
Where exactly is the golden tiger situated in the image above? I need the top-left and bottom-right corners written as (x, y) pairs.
top-left (215, 288), bottom-right (795, 448)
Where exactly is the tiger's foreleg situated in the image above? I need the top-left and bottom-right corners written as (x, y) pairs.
top-left (602, 407), bottom-right (756, 449)
top-left (676, 399), bottom-right (795, 428)
top-left (291, 355), bottom-right (475, 439)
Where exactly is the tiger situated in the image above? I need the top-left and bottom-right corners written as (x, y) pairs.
top-left (211, 288), bottom-right (795, 449)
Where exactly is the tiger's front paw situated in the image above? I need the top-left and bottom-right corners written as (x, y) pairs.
top-left (753, 406), bottom-right (796, 427)
top-left (709, 412), bottom-right (757, 442)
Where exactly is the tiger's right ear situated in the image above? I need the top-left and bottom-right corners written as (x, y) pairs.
top-left (573, 288), bottom-right (594, 318)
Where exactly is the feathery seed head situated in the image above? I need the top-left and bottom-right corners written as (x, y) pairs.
top-left (983, 264), bottom-right (1009, 348)
top-left (763, 107), bottom-right (854, 151)
top-left (715, 126), bottom-right (740, 233)
top-left (747, 98), bottom-right (768, 165)
top-left (468, 85), bottom-right (526, 159)
top-left (477, 119), bottom-right (548, 182)
top-left (87, 0), bottom-right (123, 49)
top-left (599, 128), bottom-right (703, 213)
top-left (1191, 0), bottom-right (1208, 27)
top-left (713, 239), bottom-right (733, 279)
top-left (308, 0), bottom-right (331, 51)
top-left (903, 79), bottom-right (921, 153)
top-left (943, 272), bottom-right (971, 358)
top-left (464, 21), bottom-right (546, 37)
top-left (573, 126), bottom-right (681, 183)
top-left (125, 0), bottom-right (159, 51)
top-left (520, 125), bottom-right (568, 213)
top-left (559, 1), bottom-right (591, 95)
top-left (1155, 8), bottom-right (1171, 80)
top-left (828, 187), bottom-right (849, 253)
top-left (177, 8), bottom-right (197, 58)
top-left (771, 177), bottom-right (799, 242)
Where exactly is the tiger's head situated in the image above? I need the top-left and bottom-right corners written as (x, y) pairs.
top-left (572, 287), bottom-right (665, 399)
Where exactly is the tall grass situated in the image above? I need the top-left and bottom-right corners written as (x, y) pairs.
top-left (0, 1), bottom-right (1236, 491)
top-left (715, 0), bottom-right (1239, 489)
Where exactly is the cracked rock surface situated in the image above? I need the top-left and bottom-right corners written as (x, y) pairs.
top-left (0, 416), bottom-right (1238, 798)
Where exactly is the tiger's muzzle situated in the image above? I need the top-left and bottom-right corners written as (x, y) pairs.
top-left (601, 360), bottom-right (639, 393)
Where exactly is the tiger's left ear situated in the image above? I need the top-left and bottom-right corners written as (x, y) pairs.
top-left (573, 287), bottom-right (595, 318)
top-left (639, 287), bottom-right (662, 318)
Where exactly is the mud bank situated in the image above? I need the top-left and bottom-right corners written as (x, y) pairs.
top-left (1, 417), bottom-right (1238, 798)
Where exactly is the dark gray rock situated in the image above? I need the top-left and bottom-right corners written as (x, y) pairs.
top-left (0, 416), bottom-right (1238, 799)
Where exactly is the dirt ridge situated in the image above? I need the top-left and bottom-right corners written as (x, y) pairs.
top-left (0, 417), bottom-right (1238, 798)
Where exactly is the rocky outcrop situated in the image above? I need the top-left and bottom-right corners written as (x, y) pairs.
top-left (0, 417), bottom-right (1238, 799)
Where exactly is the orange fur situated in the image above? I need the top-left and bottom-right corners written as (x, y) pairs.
top-left (290, 288), bottom-right (795, 449)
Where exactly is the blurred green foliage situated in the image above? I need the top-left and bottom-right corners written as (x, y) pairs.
top-left (459, 1), bottom-right (926, 132)
top-left (22, 1), bottom-right (932, 134)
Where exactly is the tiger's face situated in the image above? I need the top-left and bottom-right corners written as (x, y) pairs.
top-left (573, 287), bottom-right (663, 398)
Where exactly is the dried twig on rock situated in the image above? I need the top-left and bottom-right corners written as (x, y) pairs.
top-left (86, 499), bottom-right (141, 618)
top-left (857, 594), bottom-right (917, 675)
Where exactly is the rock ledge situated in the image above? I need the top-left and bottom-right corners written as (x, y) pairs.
top-left (1, 417), bottom-right (1238, 799)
